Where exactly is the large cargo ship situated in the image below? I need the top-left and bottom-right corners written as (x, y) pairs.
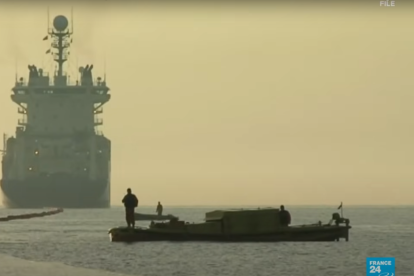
top-left (0, 15), bottom-right (111, 208)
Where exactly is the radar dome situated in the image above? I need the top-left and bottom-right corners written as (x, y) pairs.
top-left (53, 15), bottom-right (68, 31)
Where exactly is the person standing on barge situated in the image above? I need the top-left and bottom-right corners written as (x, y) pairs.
top-left (122, 188), bottom-right (139, 228)
top-left (279, 205), bottom-right (291, 227)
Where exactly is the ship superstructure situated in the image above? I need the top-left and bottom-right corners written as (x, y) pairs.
top-left (0, 15), bottom-right (111, 208)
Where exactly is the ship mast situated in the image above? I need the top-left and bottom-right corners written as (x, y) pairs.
top-left (48, 15), bottom-right (72, 77)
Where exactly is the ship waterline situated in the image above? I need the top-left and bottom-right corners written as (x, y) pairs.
top-left (1, 177), bottom-right (110, 208)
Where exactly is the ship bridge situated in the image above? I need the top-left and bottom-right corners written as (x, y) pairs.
top-left (10, 15), bottom-right (110, 136)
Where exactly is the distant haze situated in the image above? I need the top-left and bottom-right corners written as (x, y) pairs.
top-left (0, 3), bottom-right (413, 206)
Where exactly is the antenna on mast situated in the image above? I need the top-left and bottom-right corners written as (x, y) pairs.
top-left (71, 7), bottom-right (74, 33)
top-left (47, 7), bottom-right (50, 31)
top-left (76, 56), bottom-right (79, 83)
top-left (14, 56), bottom-right (17, 83)
top-left (104, 52), bottom-right (107, 82)
top-left (48, 15), bottom-right (72, 77)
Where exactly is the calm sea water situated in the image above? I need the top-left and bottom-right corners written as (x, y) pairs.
top-left (0, 205), bottom-right (413, 276)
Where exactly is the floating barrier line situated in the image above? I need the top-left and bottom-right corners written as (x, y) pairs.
top-left (0, 208), bottom-right (63, 222)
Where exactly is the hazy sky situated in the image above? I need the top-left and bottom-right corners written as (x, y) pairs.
top-left (0, 2), bottom-right (413, 206)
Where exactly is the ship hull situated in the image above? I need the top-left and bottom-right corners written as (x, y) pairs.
top-left (0, 177), bottom-right (110, 208)
top-left (108, 225), bottom-right (351, 243)
top-left (134, 213), bottom-right (178, 221)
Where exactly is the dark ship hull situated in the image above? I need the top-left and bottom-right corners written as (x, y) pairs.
top-left (109, 225), bottom-right (351, 243)
top-left (1, 175), bottom-right (110, 208)
top-left (134, 213), bottom-right (178, 221)
top-left (110, 208), bottom-right (351, 243)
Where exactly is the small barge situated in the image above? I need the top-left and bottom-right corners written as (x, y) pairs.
top-left (109, 208), bottom-right (351, 243)
top-left (134, 213), bottom-right (178, 221)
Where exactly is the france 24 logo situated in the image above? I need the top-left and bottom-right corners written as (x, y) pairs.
top-left (366, 257), bottom-right (395, 276)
